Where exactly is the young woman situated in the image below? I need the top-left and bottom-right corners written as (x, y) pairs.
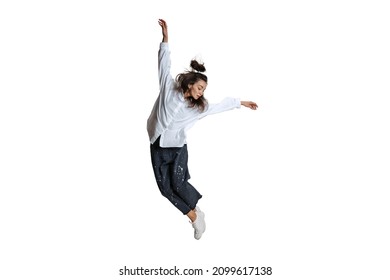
top-left (147, 19), bottom-right (258, 240)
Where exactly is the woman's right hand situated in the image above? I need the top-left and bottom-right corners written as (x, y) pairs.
top-left (158, 19), bottom-right (168, 43)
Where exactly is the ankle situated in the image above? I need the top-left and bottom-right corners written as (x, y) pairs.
top-left (187, 210), bottom-right (197, 223)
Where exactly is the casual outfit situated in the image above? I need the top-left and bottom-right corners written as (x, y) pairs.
top-left (147, 42), bottom-right (240, 238)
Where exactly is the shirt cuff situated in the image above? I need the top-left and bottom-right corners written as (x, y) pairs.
top-left (160, 42), bottom-right (169, 48)
top-left (236, 98), bottom-right (241, 108)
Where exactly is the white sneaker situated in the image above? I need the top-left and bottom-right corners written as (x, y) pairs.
top-left (192, 209), bottom-right (206, 240)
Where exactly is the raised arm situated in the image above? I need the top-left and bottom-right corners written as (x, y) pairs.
top-left (158, 19), bottom-right (168, 43)
top-left (157, 19), bottom-right (174, 99)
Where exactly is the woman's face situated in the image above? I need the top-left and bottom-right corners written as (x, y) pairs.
top-left (187, 80), bottom-right (207, 100)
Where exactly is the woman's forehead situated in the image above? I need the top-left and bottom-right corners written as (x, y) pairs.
top-left (195, 80), bottom-right (207, 87)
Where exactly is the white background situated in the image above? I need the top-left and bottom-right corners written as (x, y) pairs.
top-left (1, 0), bottom-right (389, 279)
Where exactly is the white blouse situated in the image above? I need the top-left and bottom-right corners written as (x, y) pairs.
top-left (147, 43), bottom-right (241, 148)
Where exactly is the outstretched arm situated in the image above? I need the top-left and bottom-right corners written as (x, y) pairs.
top-left (158, 19), bottom-right (168, 43)
top-left (241, 101), bottom-right (258, 110)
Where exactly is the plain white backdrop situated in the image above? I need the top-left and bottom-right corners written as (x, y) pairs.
top-left (1, 0), bottom-right (389, 279)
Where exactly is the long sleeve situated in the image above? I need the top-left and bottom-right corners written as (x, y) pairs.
top-left (199, 97), bottom-right (241, 119)
top-left (148, 43), bottom-right (185, 146)
top-left (158, 43), bottom-right (173, 93)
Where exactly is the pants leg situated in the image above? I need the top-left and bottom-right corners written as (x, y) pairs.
top-left (170, 144), bottom-right (202, 210)
top-left (150, 138), bottom-right (202, 215)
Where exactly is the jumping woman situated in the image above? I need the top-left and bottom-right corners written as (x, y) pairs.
top-left (147, 19), bottom-right (258, 240)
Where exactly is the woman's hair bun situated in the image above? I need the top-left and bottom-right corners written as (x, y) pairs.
top-left (190, 60), bottom-right (206, 73)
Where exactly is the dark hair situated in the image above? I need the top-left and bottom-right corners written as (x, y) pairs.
top-left (176, 60), bottom-right (208, 112)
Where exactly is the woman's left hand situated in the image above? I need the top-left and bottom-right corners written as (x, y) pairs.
top-left (241, 101), bottom-right (258, 110)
